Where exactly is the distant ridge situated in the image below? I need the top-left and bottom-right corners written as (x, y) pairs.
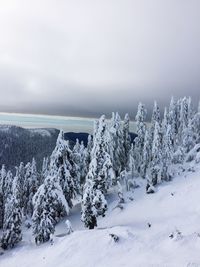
top-left (0, 125), bottom-right (137, 171)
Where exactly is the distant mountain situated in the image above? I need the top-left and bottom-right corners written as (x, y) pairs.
top-left (0, 125), bottom-right (137, 171)
top-left (0, 125), bottom-right (59, 171)
top-left (64, 132), bottom-right (90, 147)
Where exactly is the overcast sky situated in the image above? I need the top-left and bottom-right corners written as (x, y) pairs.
top-left (0, 0), bottom-right (199, 119)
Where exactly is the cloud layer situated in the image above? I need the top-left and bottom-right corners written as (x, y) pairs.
top-left (0, 0), bottom-right (199, 119)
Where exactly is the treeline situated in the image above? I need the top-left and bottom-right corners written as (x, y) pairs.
top-left (0, 96), bottom-right (199, 249)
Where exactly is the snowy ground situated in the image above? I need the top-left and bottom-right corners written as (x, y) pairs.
top-left (1, 163), bottom-right (200, 267)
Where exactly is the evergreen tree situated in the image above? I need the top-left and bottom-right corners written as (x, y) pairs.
top-left (4, 170), bottom-right (13, 201)
top-left (41, 157), bottom-right (49, 184)
top-left (50, 130), bottom-right (77, 208)
top-left (81, 180), bottom-right (97, 229)
top-left (90, 115), bottom-right (115, 192)
top-left (134, 103), bottom-right (147, 174)
top-left (161, 124), bottom-right (173, 181)
top-left (1, 174), bottom-right (22, 249)
top-left (109, 112), bottom-right (125, 178)
top-left (126, 143), bottom-right (136, 178)
top-left (140, 129), bottom-right (151, 178)
top-left (122, 113), bottom-right (131, 169)
top-left (23, 158), bottom-right (39, 217)
top-left (147, 122), bottom-right (162, 190)
top-left (23, 162), bottom-right (32, 216)
top-left (182, 118), bottom-right (196, 153)
top-left (32, 175), bottom-right (69, 244)
top-left (82, 135), bottom-right (93, 185)
top-left (168, 97), bottom-right (177, 145)
top-left (178, 97), bottom-right (189, 145)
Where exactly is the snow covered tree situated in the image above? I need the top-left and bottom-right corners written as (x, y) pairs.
top-left (147, 122), bottom-right (162, 190)
top-left (50, 130), bottom-right (77, 208)
top-left (1, 174), bottom-right (22, 250)
top-left (192, 102), bottom-right (200, 144)
top-left (81, 180), bottom-right (97, 229)
top-left (32, 175), bottom-right (69, 244)
top-left (134, 102), bottom-right (147, 174)
top-left (41, 157), bottom-right (49, 184)
top-left (72, 139), bottom-right (83, 188)
top-left (79, 141), bottom-right (87, 185)
top-left (161, 124), bottom-right (173, 181)
top-left (182, 118), bottom-right (196, 153)
top-left (92, 189), bottom-right (107, 217)
top-left (178, 97), bottom-right (190, 145)
top-left (81, 179), bottom-right (107, 229)
top-left (90, 115), bottom-right (115, 192)
top-left (140, 129), bottom-right (151, 178)
top-left (122, 113), bottom-right (131, 169)
top-left (168, 97), bottom-right (178, 145)
top-left (83, 135), bottom-right (93, 180)
top-left (126, 143), bottom-right (136, 178)
top-left (81, 116), bottom-right (115, 227)
top-left (149, 101), bottom-right (161, 150)
top-left (15, 162), bottom-right (26, 209)
top-left (151, 101), bottom-right (161, 126)
top-left (23, 159), bottom-right (40, 218)
top-left (109, 112), bottom-right (125, 178)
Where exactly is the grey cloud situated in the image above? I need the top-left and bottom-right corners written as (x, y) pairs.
top-left (0, 0), bottom-right (199, 119)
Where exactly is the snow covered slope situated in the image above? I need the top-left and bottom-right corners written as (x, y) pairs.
top-left (1, 164), bottom-right (200, 267)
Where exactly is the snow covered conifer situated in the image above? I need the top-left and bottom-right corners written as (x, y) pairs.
top-left (122, 113), bottom-right (131, 169)
top-left (92, 189), bottom-right (107, 217)
top-left (126, 143), bottom-right (136, 178)
top-left (182, 118), bottom-right (196, 153)
top-left (24, 158), bottom-right (39, 218)
top-left (161, 124), bottom-right (173, 181)
top-left (152, 101), bottom-right (161, 126)
top-left (84, 135), bottom-right (93, 179)
top-left (147, 122), bottom-right (162, 190)
top-left (178, 97), bottom-right (189, 145)
top-left (1, 174), bottom-right (22, 250)
top-left (81, 180), bottom-right (97, 229)
top-left (32, 175), bottom-right (69, 244)
top-left (134, 102), bottom-right (147, 174)
top-left (50, 130), bottom-right (77, 208)
top-left (90, 115), bottom-right (115, 192)
top-left (141, 129), bottom-right (151, 178)
top-left (149, 101), bottom-right (161, 152)
top-left (168, 97), bottom-right (178, 144)
top-left (41, 157), bottom-right (49, 184)
top-left (4, 170), bottom-right (13, 201)
top-left (109, 112), bottom-right (125, 178)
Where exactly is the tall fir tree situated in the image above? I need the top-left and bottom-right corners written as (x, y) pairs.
top-left (81, 180), bottom-right (97, 229)
top-left (147, 121), bottom-right (162, 191)
top-left (32, 175), bottom-right (69, 244)
top-left (161, 124), bottom-right (173, 181)
top-left (90, 115), bottom-right (115, 192)
top-left (50, 130), bottom-right (77, 208)
top-left (122, 113), bottom-right (131, 170)
top-left (1, 173), bottom-right (22, 249)
top-left (109, 112), bottom-right (125, 178)
top-left (140, 129), bottom-right (151, 178)
top-left (134, 103), bottom-right (147, 175)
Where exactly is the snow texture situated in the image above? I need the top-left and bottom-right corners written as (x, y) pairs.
top-left (1, 162), bottom-right (200, 266)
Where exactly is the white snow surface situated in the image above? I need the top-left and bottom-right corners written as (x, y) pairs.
top-left (1, 163), bottom-right (200, 267)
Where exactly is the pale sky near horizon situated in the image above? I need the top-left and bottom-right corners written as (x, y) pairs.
top-left (0, 0), bottom-right (199, 118)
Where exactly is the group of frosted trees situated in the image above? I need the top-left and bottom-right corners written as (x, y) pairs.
top-left (0, 159), bottom-right (39, 249)
top-left (0, 96), bottom-right (199, 249)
